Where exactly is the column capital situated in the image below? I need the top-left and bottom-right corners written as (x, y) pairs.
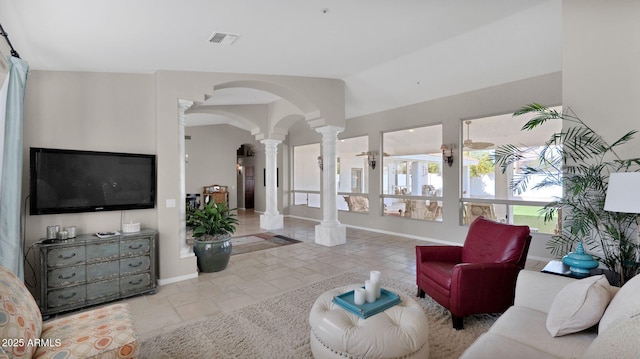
top-left (315, 125), bottom-right (345, 136)
top-left (178, 99), bottom-right (194, 126)
top-left (260, 138), bottom-right (283, 146)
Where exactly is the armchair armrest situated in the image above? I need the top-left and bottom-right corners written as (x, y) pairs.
top-left (514, 270), bottom-right (577, 314)
top-left (416, 245), bottom-right (462, 264)
top-left (449, 262), bottom-right (522, 316)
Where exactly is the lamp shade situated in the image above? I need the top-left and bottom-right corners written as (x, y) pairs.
top-left (604, 172), bottom-right (640, 214)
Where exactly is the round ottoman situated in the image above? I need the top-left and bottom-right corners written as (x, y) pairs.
top-left (309, 284), bottom-right (429, 359)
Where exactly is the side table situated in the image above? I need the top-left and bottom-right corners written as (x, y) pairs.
top-left (541, 260), bottom-right (620, 286)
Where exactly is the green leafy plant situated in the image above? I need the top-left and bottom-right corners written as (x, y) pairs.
top-left (189, 201), bottom-right (239, 240)
top-left (495, 103), bottom-right (640, 284)
top-left (185, 204), bottom-right (198, 228)
top-left (467, 151), bottom-right (495, 177)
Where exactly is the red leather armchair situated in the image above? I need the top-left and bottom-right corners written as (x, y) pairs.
top-left (416, 216), bottom-right (531, 329)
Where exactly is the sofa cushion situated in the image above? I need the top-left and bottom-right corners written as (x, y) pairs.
top-left (0, 265), bottom-right (43, 359)
top-left (487, 306), bottom-right (595, 358)
top-left (461, 332), bottom-right (560, 359)
top-left (546, 275), bottom-right (611, 337)
top-left (599, 271), bottom-right (640, 333)
top-left (583, 308), bottom-right (640, 359)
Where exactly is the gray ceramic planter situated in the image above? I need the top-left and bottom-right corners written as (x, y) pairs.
top-left (193, 234), bottom-right (232, 273)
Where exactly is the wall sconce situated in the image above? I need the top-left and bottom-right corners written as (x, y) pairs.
top-left (317, 156), bottom-right (323, 171)
top-left (441, 144), bottom-right (456, 167)
top-left (367, 151), bottom-right (377, 169)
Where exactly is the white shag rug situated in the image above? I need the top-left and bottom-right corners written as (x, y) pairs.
top-left (140, 271), bottom-right (497, 359)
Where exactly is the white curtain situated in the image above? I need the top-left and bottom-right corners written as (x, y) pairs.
top-left (0, 56), bottom-right (29, 279)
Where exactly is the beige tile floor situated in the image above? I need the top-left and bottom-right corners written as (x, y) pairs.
top-left (119, 210), bottom-right (547, 340)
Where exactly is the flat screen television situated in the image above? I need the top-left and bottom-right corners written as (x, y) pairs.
top-left (30, 147), bottom-right (156, 215)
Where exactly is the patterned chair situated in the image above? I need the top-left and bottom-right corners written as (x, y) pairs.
top-left (0, 265), bottom-right (138, 359)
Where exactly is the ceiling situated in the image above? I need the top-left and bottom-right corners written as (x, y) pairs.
top-left (0, 0), bottom-right (561, 121)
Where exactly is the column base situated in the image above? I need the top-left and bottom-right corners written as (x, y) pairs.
top-left (315, 224), bottom-right (346, 247)
top-left (260, 213), bottom-right (284, 230)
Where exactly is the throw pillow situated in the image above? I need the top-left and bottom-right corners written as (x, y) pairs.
top-left (598, 271), bottom-right (640, 333)
top-left (583, 311), bottom-right (640, 358)
top-left (546, 274), bottom-right (611, 337)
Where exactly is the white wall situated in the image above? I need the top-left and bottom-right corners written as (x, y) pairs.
top-left (563, 0), bottom-right (640, 161)
top-left (22, 70), bottom-right (157, 294)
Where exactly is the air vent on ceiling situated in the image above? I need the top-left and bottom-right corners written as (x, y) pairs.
top-left (208, 32), bottom-right (240, 45)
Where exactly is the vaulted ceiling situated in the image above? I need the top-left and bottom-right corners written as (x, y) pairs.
top-left (0, 0), bottom-right (561, 119)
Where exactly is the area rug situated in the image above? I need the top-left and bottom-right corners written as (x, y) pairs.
top-left (230, 233), bottom-right (301, 255)
top-left (139, 271), bottom-right (498, 359)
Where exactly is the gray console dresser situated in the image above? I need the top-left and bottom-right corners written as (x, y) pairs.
top-left (39, 229), bottom-right (157, 316)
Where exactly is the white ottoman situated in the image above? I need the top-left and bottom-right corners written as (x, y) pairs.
top-left (309, 284), bottom-right (429, 359)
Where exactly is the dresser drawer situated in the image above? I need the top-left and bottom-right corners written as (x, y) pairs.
top-left (47, 286), bottom-right (86, 308)
top-left (47, 247), bottom-right (86, 267)
top-left (87, 260), bottom-right (120, 281)
top-left (47, 265), bottom-right (86, 288)
top-left (86, 241), bottom-right (120, 261)
top-left (120, 238), bottom-right (151, 257)
top-left (121, 273), bottom-right (151, 294)
top-left (87, 279), bottom-right (119, 302)
top-left (121, 256), bottom-right (150, 275)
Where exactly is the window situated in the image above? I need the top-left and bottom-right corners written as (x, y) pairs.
top-left (461, 108), bottom-right (562, 233)
top-left (337, 136), bottom-right (369, 213)
top-left (382, 125), bottom-right (443, 221)
top-left (292, 143), bottom-right (321, 208)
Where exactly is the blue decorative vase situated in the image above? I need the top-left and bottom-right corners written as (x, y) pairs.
top-left (562, 242), bottom-right (599, 276)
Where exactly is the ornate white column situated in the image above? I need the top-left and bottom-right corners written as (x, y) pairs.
top-left (260, 139), bottom-right (284, 230)
top-left (315, 126), bottom-right (346, 246)
top-left (178, 99), bottom-right (195, 258)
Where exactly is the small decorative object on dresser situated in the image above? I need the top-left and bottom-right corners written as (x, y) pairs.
top-left (38, 229), bottom-right (157, 317)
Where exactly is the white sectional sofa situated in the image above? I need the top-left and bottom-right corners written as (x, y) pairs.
top-left (461, 270), bottom-right (640, 358)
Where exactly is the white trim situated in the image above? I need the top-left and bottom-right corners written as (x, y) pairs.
top-left (157, 271), bottom-right (198, 286)
top-left (286, 214), bottom-right (320, 222)
top-left (343, 223), bottom-right (459, 246)
top-left (179, 248), bottom-right (195, 259)
top-left (285, 214), bottom-right (458, 246)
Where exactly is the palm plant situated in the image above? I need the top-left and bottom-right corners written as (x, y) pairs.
top-left (495, 103), bottom-right (640, 284)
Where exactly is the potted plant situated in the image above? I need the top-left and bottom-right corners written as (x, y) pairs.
top-left (189, 201), bottom-right (239, 273)
top-left (495, 104), bottom-right (640, 285)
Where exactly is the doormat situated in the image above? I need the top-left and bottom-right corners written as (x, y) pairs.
top-left (231, 233), bottom-right (301, 255)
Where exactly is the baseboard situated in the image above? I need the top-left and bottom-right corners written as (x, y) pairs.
top-left (158, 272), bottom-right (198, 286)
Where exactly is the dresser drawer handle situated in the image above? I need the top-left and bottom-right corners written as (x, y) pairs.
top-left (58, 253), bottom-right (76, 260)
top-left (129, 278), bottom-right (144, 285)
top-left (58, 273), bottom-right (76, 280)
top-left (128, 261), bottom-right (143, 268)
top-left (58, 292), bottom-right (77, 300)
top-left (128, 244), bottom-right (143, 250)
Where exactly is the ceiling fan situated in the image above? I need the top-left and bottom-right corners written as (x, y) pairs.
top-left (356, 151), bottom-right (391, 157)
top-left (463, 120), bottom-right (494, 150)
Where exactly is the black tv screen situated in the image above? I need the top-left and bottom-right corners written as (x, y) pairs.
top-left (30, 148), bottom-right (156, 215)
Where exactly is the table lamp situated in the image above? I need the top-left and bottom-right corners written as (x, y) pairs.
top-left (604, 172), bottom-right (640, 280)
top-left (604, 172), bottom-right (640, 215)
